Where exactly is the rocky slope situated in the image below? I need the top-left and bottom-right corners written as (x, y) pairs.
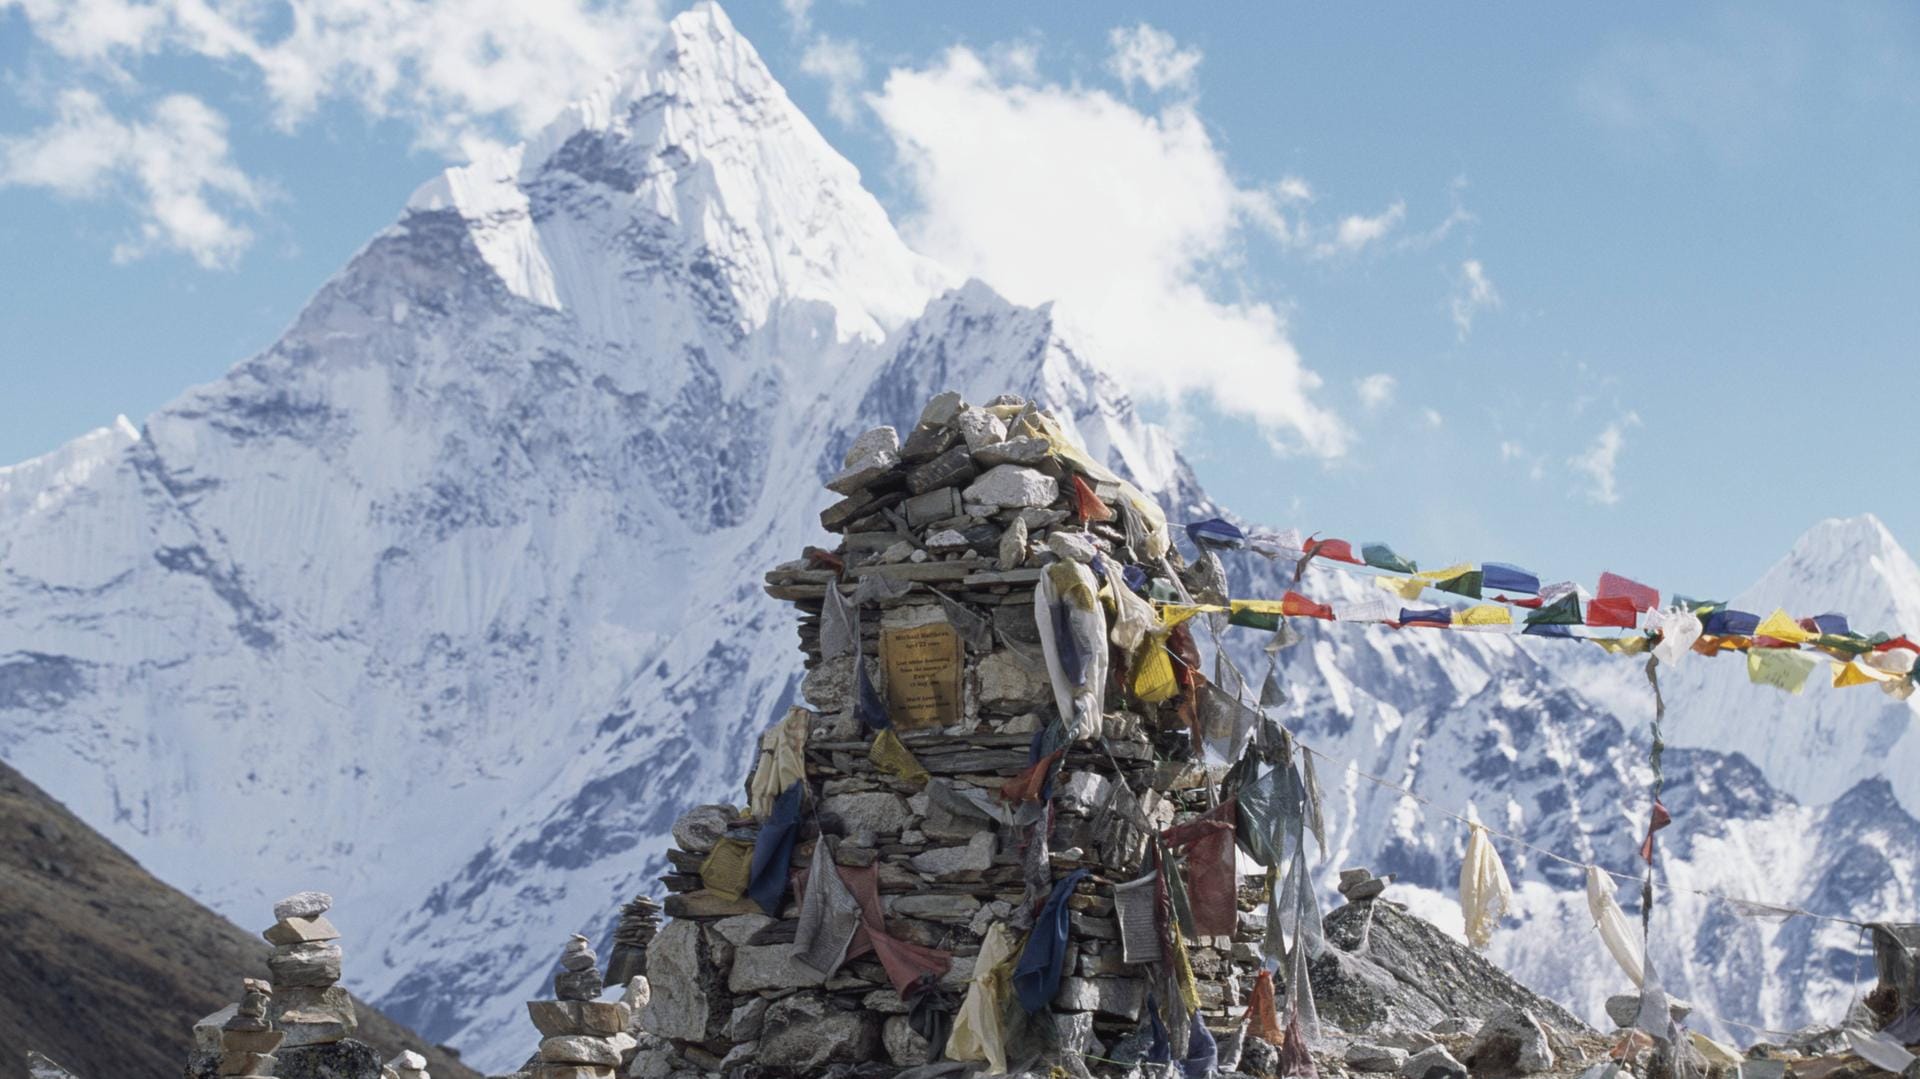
top-left (0, 759), bottom-right (476, 1079)
top-left (0, 2), bottom-right (1913, 1068)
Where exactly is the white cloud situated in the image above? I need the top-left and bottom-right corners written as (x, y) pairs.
top-left (1106, 23), bottom-right (1203, 94)
top-left (800, 35), bottom-right (866, 124)
top-left (1498, 440), bottom-right (1524, 461)
top-left (1355, 374), bottom-right (1396, 412)
top-left (1314, 199), bottom-right (1405, 257)
top-left (0, 88), bottom-right (260, 267)
top-left (1450, 258), bottom-right (1500, 339)
top-left (1568, 413), bottom-right (1640, 505)
top-left (4, 0), bottom-right (668, 160)
top-left (869, 46), bottom-right (1348, 456)
top-left (1422, 408), bottom-right (1444, 428)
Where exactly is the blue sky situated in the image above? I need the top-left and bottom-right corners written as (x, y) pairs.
top-left (2, 2), bottom-right (1916, 603)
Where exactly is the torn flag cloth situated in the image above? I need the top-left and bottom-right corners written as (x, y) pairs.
top-left (1161, 799), bottom-right (1240, 938)
top-left (1584, 865), bottom-right (1643, 987)
top-left (793, 837), bottom-right (861, 975)
top-left (1013, 867), bottom-right (1091, 1013)
top-left (945, 922), bottom-right (1018, 1073)
top-left (747, 780), bottom-right (805, 914)
top-left (1458, 822), bottom-right (1513, 951)
top-left (1180, 1012), bottom-right (1218, 1079)
top-left (1244, 968), bottom-right (1284, 1046)
top-left (793, 859), bottom-right (952, 996)
top-left (747, 707), bottom-right (809, 819)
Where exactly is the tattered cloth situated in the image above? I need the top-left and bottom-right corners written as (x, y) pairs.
top-left (793, 838), bottom-right (862, 975)
top-left (747, 780), bottom-right (805, 915)
top-left (1114, 870), bottom-right (1164, 965)
top-left (947, 922), bottom-right (1019, 1073)
top-left (1013, 867), bottom-right (1091, 1013)
top-left (793, 859), bottom-right (952, 996)
top-left (1162, 799), bottom-right (1240, 937)
top-left (1244, 968), bottom-right (1284, 1045)
top-left (748, 708), bottom-right (809, 819)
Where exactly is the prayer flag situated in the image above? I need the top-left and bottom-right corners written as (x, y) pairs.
top-left (1755, 609), bottom-right (1814, 646)
top-left (1702, 609), bottom-right (1759, 636)
top-left (1747, 649), bottom-right (1816, 694)
top-left (1014, 868), bottom-right (1091, 1013)
top-left (1455, 605), bottom-right (1513, 627)
top-left (1071, 474), bottom-right (1114, 523)
top-left (1832, 660), bottom-right (1894, 688)
top-left (1186, 518), bottom-right (1246, 550)
top-left (1376, 575), bottom-right (1427, 601)
top-left (1304, 537), bottom-right (1364, 564)
top-left (1361, 543), bottom-right (1416, 574)
top-left (1585, 597), bottom-right (1638, 629)
top-left (1809, 613), bottom-right (1851, 635)
top-left (1523, 624), bottom-right (1574, 638)
top-left (1281, 591), bottom-right (1334, 620)
top-left (1596, 572), bottom-right (1659, 612)
top-left (1482, 562), bottom-right (1540, 594)
top-left (1526, 593), bottom-right (1582, 626)
top-left (1591, 636), bottom-right (1650, 655)
top-left (1639, 801), bottom-right (1671, 863)
top-left (1400, 607), bottom-right (1452, 626)
top-left (1433, 570), bottom-right (1484, 599)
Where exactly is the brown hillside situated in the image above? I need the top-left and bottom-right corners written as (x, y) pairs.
top-left (0, 760), bottom-right (482, 1079)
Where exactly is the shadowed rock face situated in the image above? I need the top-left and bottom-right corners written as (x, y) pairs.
top-left (1310, 900), bottom-right (1592, 1044)
top-left (0, 761), bottom-right (474, 1079)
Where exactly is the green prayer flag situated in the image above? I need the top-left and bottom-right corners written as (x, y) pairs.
top-left (1434, 570), bottom-right (1483, 599)
top-left (1361, 543), bottom-right (1417, 574)
top-left (1525, 593), bottom-right (1582, 626)
top-left (1229, 607), bottom-right (1282, 631)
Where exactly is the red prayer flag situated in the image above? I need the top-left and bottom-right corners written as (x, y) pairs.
top-left (1585, 596), bottom-right (1639, 628)
top-left (1501, 595), bottom-right (1545, 609)
top-left (1280, 590), bottom-right (1334, 620)
top-left (1070, 474), bottom-right (1114, 523)
top-left (1305, 537), bottom-right (1364, 565)
top-left (1000, 750), bottom-right (1063, 803)
top-left (1875, 636), bottom-right (1920, 653)
top-left (1639, 800), bottom-right (1672, 864)
top-left (1596, 572), bottom-right (1659, 613)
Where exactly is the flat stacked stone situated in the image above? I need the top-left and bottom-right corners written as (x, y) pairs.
top-left (601, 895), bottom-right (661, 988)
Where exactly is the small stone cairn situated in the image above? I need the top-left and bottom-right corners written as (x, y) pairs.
top-left (602, 895), bottom-right (661, 988)
top-left (220, 978), bottom-right (286, 1078)
top-left (264, 891), bottom-right (358, 1047)
top-left (381, 1049), bottom-right (428, 1079)
top-left (522, 935), bottom-right (638, 1079)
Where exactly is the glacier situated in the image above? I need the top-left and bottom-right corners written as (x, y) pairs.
top-left (0, 2), bottom-right (1913, 1069)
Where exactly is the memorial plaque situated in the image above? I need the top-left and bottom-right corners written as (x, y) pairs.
top-left (879, 622), bottom-right (964, 730)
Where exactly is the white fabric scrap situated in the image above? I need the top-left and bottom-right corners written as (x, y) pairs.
top-left (748, 707), bottom-right (811, 820)
top-left (1653, 608), bottom-right (1703, 667)
top-left (1101, 557), bottom-right (1157, 653)
top-left (1584, 865), bottom-right (1644, 987)
top-left (1034, 559), bottom-right (1108, 740)
top-left (1459, 822), bottom-right (1514, 951)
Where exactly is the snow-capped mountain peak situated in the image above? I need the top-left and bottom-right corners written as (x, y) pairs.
top-left (406, 1), bottom-right (951, 339)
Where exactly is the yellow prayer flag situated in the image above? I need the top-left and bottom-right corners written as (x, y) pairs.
top-left (869, 727), bottom-right (931, 784)
top-left (1229, 599), bottom-right (1288, 617)
top-left (1755, 608), bottom-right (1815, 645)
top-left (1133, 639), bottom-right (1179, 703)
top-left (1591, 636), bottom-right (1651, 655)
top-left (1376, 575), bottom-right (1426, 601)
top-left (1747, 649), bottom-right (1815, 694)
top-left (1415, 562), bottom-right (1474, 582)
top-left (699, 837), bottom-right (755, 900)
top-left (1832, 660), bottom-right (1894, 688)
top-left (1454, 605), bottom-right (1513, 627)
top-left (1157, 603), bottom-right (1216, 628)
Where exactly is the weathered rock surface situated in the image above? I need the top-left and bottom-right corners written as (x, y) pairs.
top-left (1463, 1006), bottom-right (1556, 1075)
top-left (274, 1038), bottom-right (382, 1079)
top-left (756, 993), bottom-right (882, 1070)
top-left (273, 892), bottom-right (333, 921)
top-left (1399, 1044), bottom-right (1468, 1079)
top-left (1311, 902), bottom-right (1591, 1041)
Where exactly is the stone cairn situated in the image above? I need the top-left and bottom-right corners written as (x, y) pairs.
top-left (520, 934), bottom-right (644, 1079)
top-left (218, 978), bottom-right (285, 1079)
top-left (604, 895), bottom-right (663, 988)
top-left (188, 891), bottom-right (382, 1079)
top-left (636, 390), bottom-right (1269, 1077)
top-left (264, 891), bottom-right (359, 1048)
